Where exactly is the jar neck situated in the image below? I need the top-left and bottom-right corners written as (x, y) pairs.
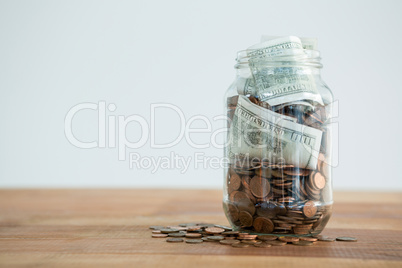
top-left (235, 49), bottom-right (323, 76)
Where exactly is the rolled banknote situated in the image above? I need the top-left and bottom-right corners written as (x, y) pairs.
top-left (228, 96), bottom-right (323, 170)
top-left (237, 36), bottom-right (323, 106)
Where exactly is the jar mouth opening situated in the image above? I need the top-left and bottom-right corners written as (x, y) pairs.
top-left (235, 49), bottom-right (322, 69)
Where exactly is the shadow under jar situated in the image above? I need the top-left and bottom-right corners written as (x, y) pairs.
top-left (223, 44), bottom-right (334, 237)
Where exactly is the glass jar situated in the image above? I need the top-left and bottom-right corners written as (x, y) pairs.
top-left (223, 37), bottom-right (334, 236)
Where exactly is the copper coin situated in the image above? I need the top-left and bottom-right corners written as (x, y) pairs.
top-left (303, 201), bottom-right (317, 218)
top-left (293, 240), bottom-right (314, 246)
top-left (336, 237), bottom-right (357, 242)
top-left (166, 238), bottom-right (183, 243)
top-left (278, 236), bottom-right (299, 243)
top-left (227, 204), bottom-right (239, 222)
top-left (241, 175), bottom-right (252, 189)
top-left (231, 243), bottom-right (250, 248)
top-left (248, 96), bottom-right (259, 104)
top-left (254, 242), bottom-right (272, 248)
top-left (205, 227), bottom-right (225, 234)
top-left (283, 168), bottom-right (311, 176)
top-left (313, 172), bottom-right (326, 190)
top-left (237, 234), bottom-right (258, 240)
top-left (270, 169), bottom-right (285, 178)
top-left (237, 198), bottom-right (256, 215)
top-left (185, 233), bottom-right (202, 238)
top-left (187, 226), bottom-right (202, 232)
top-left (227, 95), bottom-right (239, 106)
top-left (185, 239), bottom-right (203, 244)
top-left (299, 237), bottom-right (318, 242)
top-left (238, 211), bottom-right (254, 227)
top-left (228, 173), bottom-right (242, 193)
top-left (152, 234), bottom-right (168, 238)
top-left (257, 235), bottom-right (278, 241)
top-left (235, 169), bottom-right (255, 176)
top-left (250, 176), bottom-right (270, 198)
top-left (253, 217), bottom-right (274, 233)
top-left (220, 239), bottom-right (240, 245)
top-left (243, 188), bottom-right (257, 204)
top-left (255, 168), bottom-right (272, 178)
top-left (256, 202), bottom-right (277, 219)
top-left (152, 230), bottom-right (162, 234)
top-left (232, 191), bottom-right (249, 203)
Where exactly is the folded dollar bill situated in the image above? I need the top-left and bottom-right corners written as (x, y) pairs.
top-left (228, 96), bottom-right (322, 170)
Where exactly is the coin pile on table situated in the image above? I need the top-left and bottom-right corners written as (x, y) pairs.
top-left (149, 223), bottom-right (357, 248)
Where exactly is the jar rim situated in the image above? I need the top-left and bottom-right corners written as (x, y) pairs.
top-left (235, 49), bottom-right (323, 69)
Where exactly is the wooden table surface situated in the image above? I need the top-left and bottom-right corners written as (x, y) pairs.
top-left (0, 189), bottom-right (401, 267)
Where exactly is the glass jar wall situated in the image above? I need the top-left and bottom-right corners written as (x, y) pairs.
top-left (223, 36), bottom-right (334, 236)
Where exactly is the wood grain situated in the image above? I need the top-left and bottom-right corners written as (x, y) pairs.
top-left (0, 189), bottom-right (401, 267)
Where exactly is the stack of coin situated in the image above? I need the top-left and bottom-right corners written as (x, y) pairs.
top-left (224, 95), bottom-right (332, 236)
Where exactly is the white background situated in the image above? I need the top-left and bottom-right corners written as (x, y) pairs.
top-left (1, 0), bottom-right (401, 190)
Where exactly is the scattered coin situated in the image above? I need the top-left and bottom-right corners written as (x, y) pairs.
top-left (254, 242), bottom-right (272, 248)
top-left (299, 237), bottom-right (318, 242)
top-left (152, 234), bottom-right (168, 238)
top-left (185, 239), bottom-right (204, 244)
top-left (241, 240), bottom-right (260, 245)
top-left (207, 236), bottom-right (225, 241)
top-left (160, 228), bottom-right (179, 234)
top-left (336, 237), bottom-right (357, 242)
top-left (166, 238), bottom-right (184, 243)
top-left (257, 235), bottom-right (278, 241)
top-left (278, 236), bottom-right (299, 243)
top-left (185, 233), bottom-right (202, 238)
top-left (318, 236), bottom-right (335, 242)
top-left (150, 222), bottom-right (356, 248)
top-left (267, 240), bottom-right (287, 246)
top-left (168, 233), bottom-right (186, 237)
top-left (149, 226), bottom-right (164, 230)
top-left (205, 227), bottom-right (225, 234)
top-left (220, 239), bottom-right (241, 245)
top-left (231, 243), bottom-right (250, 248)
top-left (293, 240), bottom-right (314, 246)
top-left (214, 225), bottom-right (233, 231)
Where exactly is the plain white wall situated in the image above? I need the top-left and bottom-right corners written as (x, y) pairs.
top-left (1, 0), bottom-right (401, 190)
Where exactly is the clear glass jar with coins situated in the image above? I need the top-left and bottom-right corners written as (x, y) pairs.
top-left (223, 36), bottom-right (334, 236)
